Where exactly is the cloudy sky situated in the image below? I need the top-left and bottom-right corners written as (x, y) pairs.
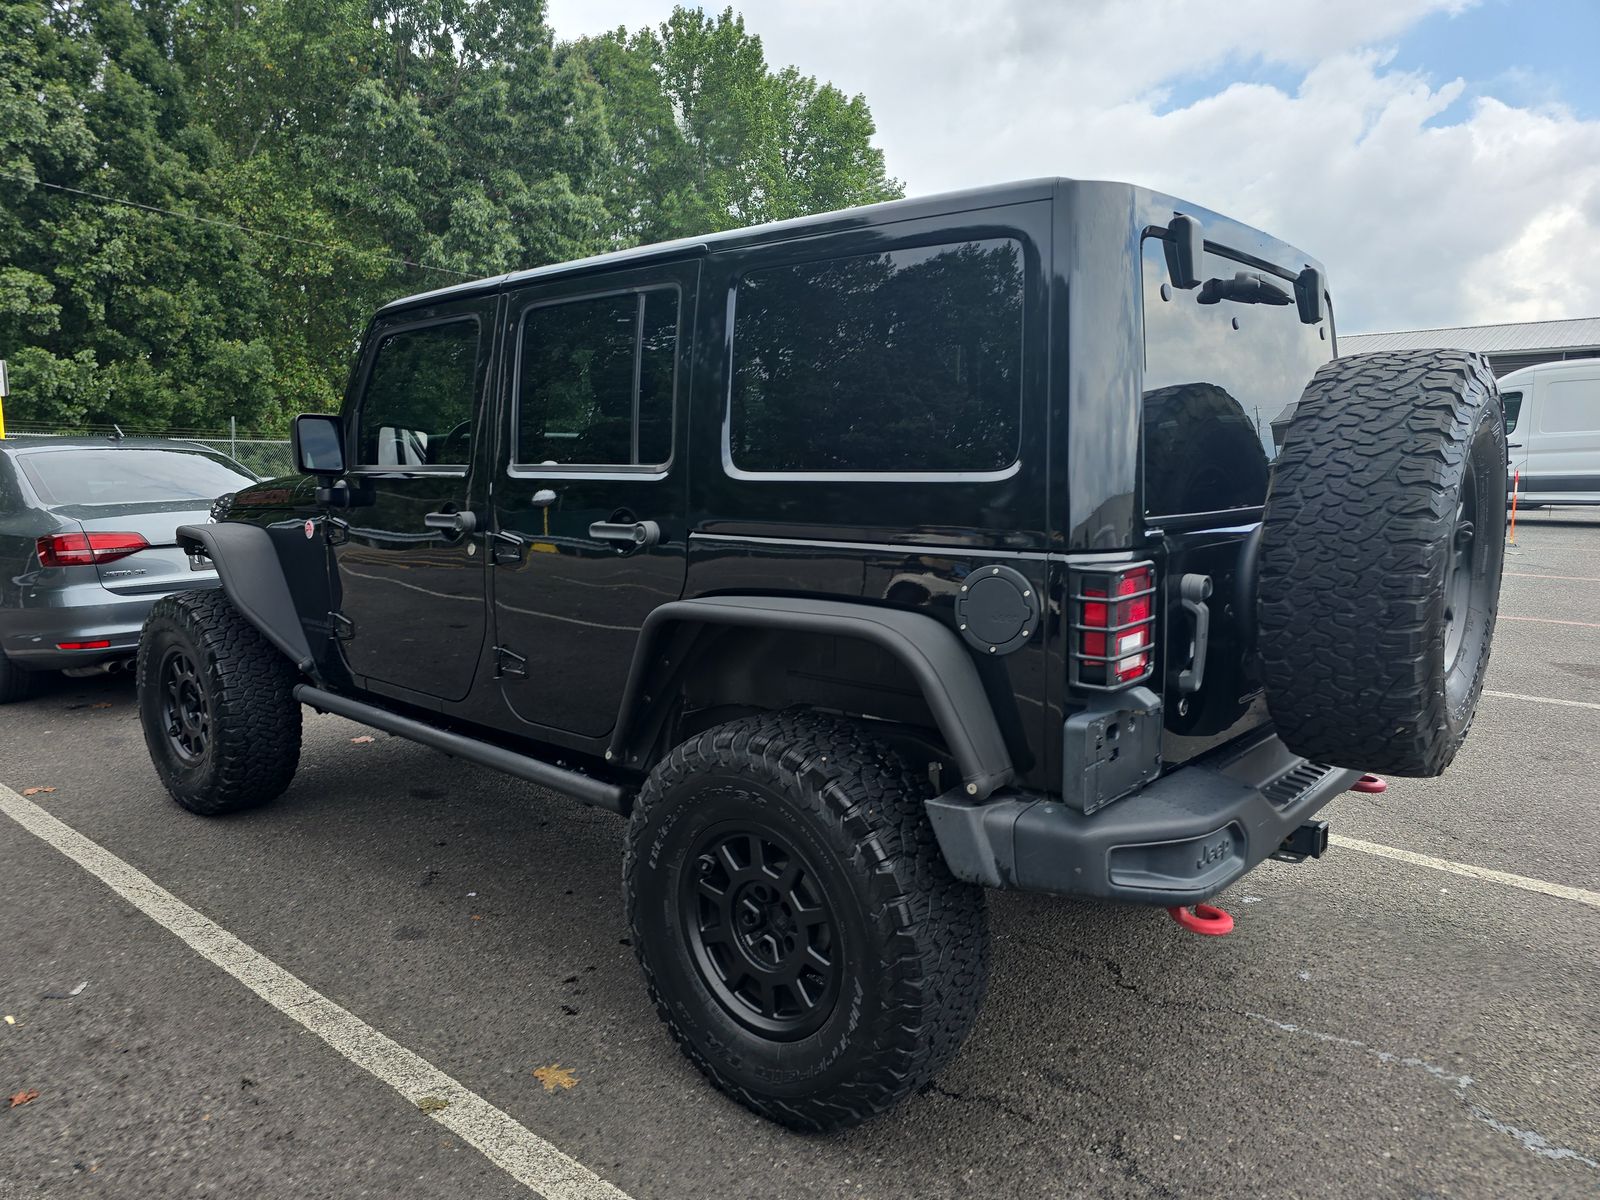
top-left (545, 0), bottom-right (1600, 334)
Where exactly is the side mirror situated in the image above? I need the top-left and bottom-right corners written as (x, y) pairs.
top-left (292, 413), bottom-right (346, 476)
top-left (1165, 213), bottom-right (1204, 290)
top-left (1294, 266), bottom-right (1326, 325)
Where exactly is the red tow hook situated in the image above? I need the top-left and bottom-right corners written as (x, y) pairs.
top-left (1166, 903), bottom-right (1234, 936)
top-left (1351, 773), bottom-right (1388, 794)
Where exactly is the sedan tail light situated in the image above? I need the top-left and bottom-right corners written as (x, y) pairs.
top-left (1070, 562), bottom-right (1157, 689)
top-left (36, 531), bottom-right (149, 568)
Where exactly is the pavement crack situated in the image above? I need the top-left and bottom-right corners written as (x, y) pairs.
top-left (919, 1080), bottom-right (1038, 1125)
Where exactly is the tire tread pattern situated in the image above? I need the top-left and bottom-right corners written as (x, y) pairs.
top-left (138, 589), bottom-right (302, 814)
top-left (1258, 349), bottom-right (1505, 775)
top-left (0, 652), bottom-right (40, 704)
top-left (624, 710), bottom-right (988, 1131)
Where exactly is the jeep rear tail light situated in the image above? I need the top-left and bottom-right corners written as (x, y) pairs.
top-left (36, 532), bottom-right (149, 568)
top-left (1070, 563), bottom-right (1156, 689)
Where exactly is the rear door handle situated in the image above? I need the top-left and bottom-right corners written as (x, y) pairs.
top-left (589, 520), bottom-right (660, 548)
top-left (424, 510), bottom-right (477, 534)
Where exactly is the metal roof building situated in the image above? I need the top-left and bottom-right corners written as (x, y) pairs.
top-left (1341, 316), bottom-right (1600, 377)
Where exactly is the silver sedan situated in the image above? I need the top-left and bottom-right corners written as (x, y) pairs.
top-left (0, 437), bottom-right (256, 701)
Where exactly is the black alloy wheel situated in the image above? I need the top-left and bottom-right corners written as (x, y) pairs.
top-left (624, 711), bottom-right (989, 1131)
top-left (160, 646), bottom-right (211, 765)
top-left (681, 823), bottom-right (841, 1041)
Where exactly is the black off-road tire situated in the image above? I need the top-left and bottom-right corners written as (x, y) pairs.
top-left (624, 711), bottom-right (989, 1130)
top-left (1259, 350), bottom-right (1506, 775)
top-left (138, 589), bottom-right (302, 815)
top-left (0, 651), bottom-right (42, 704)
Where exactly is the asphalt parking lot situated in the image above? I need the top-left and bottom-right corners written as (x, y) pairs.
top-left (2, 511), bottom-right (1597, 1200)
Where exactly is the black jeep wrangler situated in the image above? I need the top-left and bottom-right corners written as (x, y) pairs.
top-left (137, 178), bottom-right (1506, 1130)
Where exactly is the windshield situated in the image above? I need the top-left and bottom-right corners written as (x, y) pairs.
top-left (18, 447), bottom-right (256, 507)
top-left (1141, 236), bottom-right (1333, 516)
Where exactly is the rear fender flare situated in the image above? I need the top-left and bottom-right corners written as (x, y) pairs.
top-left (609, 596), bottom-right (1015, 800)
top-left (175, 523), bottom-right (315, 673)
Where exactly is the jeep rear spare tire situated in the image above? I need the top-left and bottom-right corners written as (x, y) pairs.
top-left (1258, 349), bottom-right (1506, 776)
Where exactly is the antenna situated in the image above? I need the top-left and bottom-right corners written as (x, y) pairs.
top-left (110, 424), bottom-right (125, 441)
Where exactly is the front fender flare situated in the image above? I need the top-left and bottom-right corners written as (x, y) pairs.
top-left (610, 596), bottom-right (1015, 800)
top-left (176, 523), bottom-right (315, 672)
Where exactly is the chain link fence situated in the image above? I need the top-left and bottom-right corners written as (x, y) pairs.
top-left (6, 423), bottom-right (294, 480)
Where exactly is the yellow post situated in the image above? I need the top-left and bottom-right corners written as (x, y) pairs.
top-left (0, 357), bottom-right (7, 438)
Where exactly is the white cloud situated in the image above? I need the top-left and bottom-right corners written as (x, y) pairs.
top-left (547, 0), bottom-right (1600, 331)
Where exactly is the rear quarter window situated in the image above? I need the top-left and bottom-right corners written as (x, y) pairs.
top-left (728, 238), bottom-right (1024, 475)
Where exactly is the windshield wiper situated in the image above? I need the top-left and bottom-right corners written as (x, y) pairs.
top-left (1196, 271), bottom-right (1292, 307)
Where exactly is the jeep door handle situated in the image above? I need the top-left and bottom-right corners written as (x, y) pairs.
top-left (424, 510), bottom-right (477, 534)
top-left (589, 520), bottom-right (660, 548)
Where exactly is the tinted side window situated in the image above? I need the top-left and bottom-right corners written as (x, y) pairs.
top-left (516, 289), bottom-right (678, 467)
top-left (729, 239), bottom-right (1024, 474)
top-left (356, 321), bottom-right (480, 467)
top-left (1501, 390), bottom-right (1523, 434)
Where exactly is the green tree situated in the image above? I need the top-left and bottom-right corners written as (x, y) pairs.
top-left (0, 1), bottom-right (900, 435)
top-left (573, 7), bottom-right (902, 244)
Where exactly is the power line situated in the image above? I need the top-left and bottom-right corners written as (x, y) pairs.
top-left (0, 168), bottom-right (476, 279)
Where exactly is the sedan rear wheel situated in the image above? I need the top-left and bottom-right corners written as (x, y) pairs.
top-left (0, 651), bottom-right (41, 705)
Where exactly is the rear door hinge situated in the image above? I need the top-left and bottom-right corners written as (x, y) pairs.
top-left (324, 517), bottom-right (350, 546)
top-left (494, 645), bottom-right (527, 679)
top-left (329, 612), bottom-right (354, 641)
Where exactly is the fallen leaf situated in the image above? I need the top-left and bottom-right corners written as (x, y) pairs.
top-left (3, 1016), bottom-right (14, 1026)
top-left (21, 787), bottom-right (55, 796)
top-left (532, 1065), bottom-right (578, 1093)
top-left (9, 1089), bottom-right (39, 1108)
top-left (350, 735), bottom-right (375, 744)
top-left (91, 702), bottom-right (113, 710)
top-left (416, 1096), bottom-right (449, 1113)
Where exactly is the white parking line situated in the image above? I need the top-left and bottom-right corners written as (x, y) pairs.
top-left (0, 787), bottom-right (632, 1200)
top-left (1245, 1013), bottom-right (1599, 1171)
top-left (1501, 615), bottom-right (1600, 628)
top-left (1330, 834), bottom-right (1600, 911)
top-left (1484, 689), bottom-right (1600, 712)
top-left (1505, 571), bottom-right (1600, 582)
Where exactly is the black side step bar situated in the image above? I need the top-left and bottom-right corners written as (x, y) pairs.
top-left (293, 685), bottom-right (629, 814)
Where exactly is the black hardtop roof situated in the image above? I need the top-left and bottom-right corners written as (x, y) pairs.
top-left (375, 176), bottom-right (1324, 319)
top-left (377, 178), bottom-right (1063, 318)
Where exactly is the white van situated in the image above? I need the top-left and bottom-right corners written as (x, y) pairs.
top-left (1499, 357), bottom-right (1600, 507)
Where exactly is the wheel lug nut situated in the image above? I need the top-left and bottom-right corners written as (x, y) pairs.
top-left (696, 855), bottom-right (715, 876)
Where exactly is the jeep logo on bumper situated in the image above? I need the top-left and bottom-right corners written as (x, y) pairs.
top-left (1196, 837), bottom-right (1232, 871)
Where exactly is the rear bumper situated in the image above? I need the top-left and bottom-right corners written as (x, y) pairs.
top-left (926, 729), bottom-right (1360, 905)
top-left (1, 596), bottom-right (149, 667)
top-left (1, 577), bottom-right (212, 669)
